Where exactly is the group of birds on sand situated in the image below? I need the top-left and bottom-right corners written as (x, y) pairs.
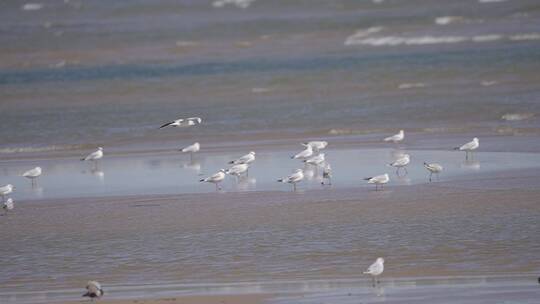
top-left (0, 121), bottom-right (481, 213)
top-left (0, 117), bottom-right (482, 300)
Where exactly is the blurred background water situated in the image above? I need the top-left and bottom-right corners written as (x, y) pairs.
top-left (1, 0), bottom-right (540, 152)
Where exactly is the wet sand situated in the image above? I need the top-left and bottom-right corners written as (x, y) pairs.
top-left (1, 167), bottom-right (540, 303)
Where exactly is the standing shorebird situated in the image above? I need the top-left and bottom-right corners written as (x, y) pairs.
top-left (3, 198), bottom-right (14, 214)
top-left (0, 184), bottom-right (15, 202)
top-left (292, 144), bottom-right (313, 160)
top-left (364, 174), bottom-right (389, 191)
top-left (81, 147), bottom-right (103, 169)
top-left (364, 257), bottom-right (385, 287)
top-left (22, 166), bottom-right (42, 187)
top-left (302, 141), bottom-right (328, 153)
top-left (321, 163), bottom-right (332, 185)
top-left (200, 169), bottom-right (226, 190)
top-left (388, 154), bottom-right (410, 175)
top-left (304, 153), bottom-right (325, 167)
top-left (384, 130), bottom-right (404, 143)
top-left (229, 151), bottom-right (256, 165)
top-left (454, 137), bottom-right (479, 160)
top-left (180, 142), bottom-right (200, 162)
top-left (225, 163), bottom-right (249, 180)
top-left (424, 162), bottom-right (443, 181)
top-left (277, 169), bottom-right (304, 191)
top-left (82, 281), bottom-right (104, 300)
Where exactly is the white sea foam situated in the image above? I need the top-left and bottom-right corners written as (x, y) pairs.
top-left (251, 87), bottom-right (271, 94)
top-left (22, 3), bottom-right (43, 10)
top-left (212, 0), bottom-right (255, 9)
top-left (478, 0), bottom-right (507, 3)
top-left (472, 34), bottom-right (502, 42)
top-left (435, 16), bottom-right (463, 25)
top-left (0, 145), bottom-right (85, 154)
top-left (481, 80), bottom-right (498, 86)
top-left (345, 32), bottom-right (540, 47)
top-left (398, 83), bottom-right (426, 89)
top-left (344, 27), bottom-right (384, 46)
top-left (355, 36), bottom-right (466, 46)
top-left (501, 113), bottom-right (535, 121)
top-left (509, 33), bottom-right (540, 41)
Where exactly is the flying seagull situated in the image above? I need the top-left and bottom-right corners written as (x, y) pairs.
top-left (159, 117), bottom-right (202, 129)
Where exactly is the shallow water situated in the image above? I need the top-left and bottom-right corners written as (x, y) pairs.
top-left (1, 147), bottom-right (540, 200)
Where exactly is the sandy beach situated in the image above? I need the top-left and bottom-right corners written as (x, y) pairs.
top-left (1, 136), bottom-right (540, 303)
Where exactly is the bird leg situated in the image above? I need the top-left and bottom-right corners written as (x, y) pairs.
top-left (293, 183), bottom-right (297, 191)
top-left (429, 172), bottom-right (433, 182)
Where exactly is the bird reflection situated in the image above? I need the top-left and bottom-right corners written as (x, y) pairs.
top-left (182, 161), bottom-right (201, 174)
top-left (461, 159), bottom-right (480, 170)
top-left (91, 169), bottom-right (105, 182)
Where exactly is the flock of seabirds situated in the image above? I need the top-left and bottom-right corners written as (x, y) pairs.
top-left (0, 116), bottom-right (481, 299)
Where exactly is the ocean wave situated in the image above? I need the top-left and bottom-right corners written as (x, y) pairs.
top-left (481, 80), bottom-right (498, 86)
top-left (345, 32), bottom-right (540, 47)
top-left (22, 3), bottom-right (43, 11)
top-left (478, 0), bottom-right (507, 3)
top-left (501, 113), bottom-right (535, 121)
top-left (509, 33), bottom-right (540, 41)
top-left (398, 83), bottom-right (427, 89)
top-left (251, 87), bottom-right (272, 94)
top-left (435, 16), bottom-right (464, 25)
top-left (212, 0), bottom-right (255, 9)
top-left (344, 27), bottom-right (384, 46)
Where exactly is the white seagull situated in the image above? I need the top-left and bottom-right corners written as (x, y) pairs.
top-left (180, 142), bottom-right (200, 161)
top-left (303, 141), bottom-right (328, 152)
top-left (225, 163), bottom-right (249, 179)
top-left (81, 147), bottom-right (103, 169)
top-left (321, 163), bottom-right (332, 185)
top-left (22, 166), bottom-right (42, 187)
top-left (229, 151), bottom-right (256, 165)
top-left (292, 144), bottom-right (313, 160)
top-left (83, 281), bottom-right (104, 300)
top-left (364, 257), bottom-right (385, 287)
top-left (200, 169), bottom-right (226, 190)
top-left (364, 173), bottom-right (389, 190)
top-left (3, 198), bottom-right (14, 214)
top-left (454, 137), bottom-right (479, 160)
top-left (304, 153), bottom-right (325, 166)
top-left (424, 162), bottom-right (443, 181)
top-left (0, 184), bottom-right (15, 201)
top-left (277, 169), bottom-right (304, 191)
top-left (388, 154), bottom-right (410, 175)
top-left (159, 117), bottom-right (202, 129)
top-left (384, 130), bottom-right (404, 143)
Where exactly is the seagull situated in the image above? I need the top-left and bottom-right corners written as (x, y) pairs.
top-left (292, 144), bottom-right (313, 160)
top-left (81, 147), bottom-right (103, 169)
top-left (364, 257), bottom-right (384, 287)
top-left (0, 184), bottom-right (15, 202)
top-left (225, 163), bottom-right (249, 179)
top-left (200, 169), bottom-right (226, 190)
top-left (321, 163), bottom-right (332, 185)
top-left (424, 162), bottom-right (443, 181)
top-left (303, 141), bottom-right (328, 152)
top-left (388, 154), bottom-right (410, 175)
top-left (82, 281), bottom-right (104, 300)
top-left (22, 166), bottom-right (42, 187)
top-left (364, 173), bottom-right (389, 190)
top-left (454, 137), bottom-right (479, 160)
top-left (3, 198), bottom-right (14, 214)
top-left (384, 130), bottom-right (404, 143)
top-left (277, 169), bottom-right (304, 191)
top-left (229, 151), bottom-right (256, 165)
top-left (180, 142), bottom-right (200, 162)
top-left (304, 153), bottom-right (325, 166)
top-left (159, 117), bottom-right (202, 129)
